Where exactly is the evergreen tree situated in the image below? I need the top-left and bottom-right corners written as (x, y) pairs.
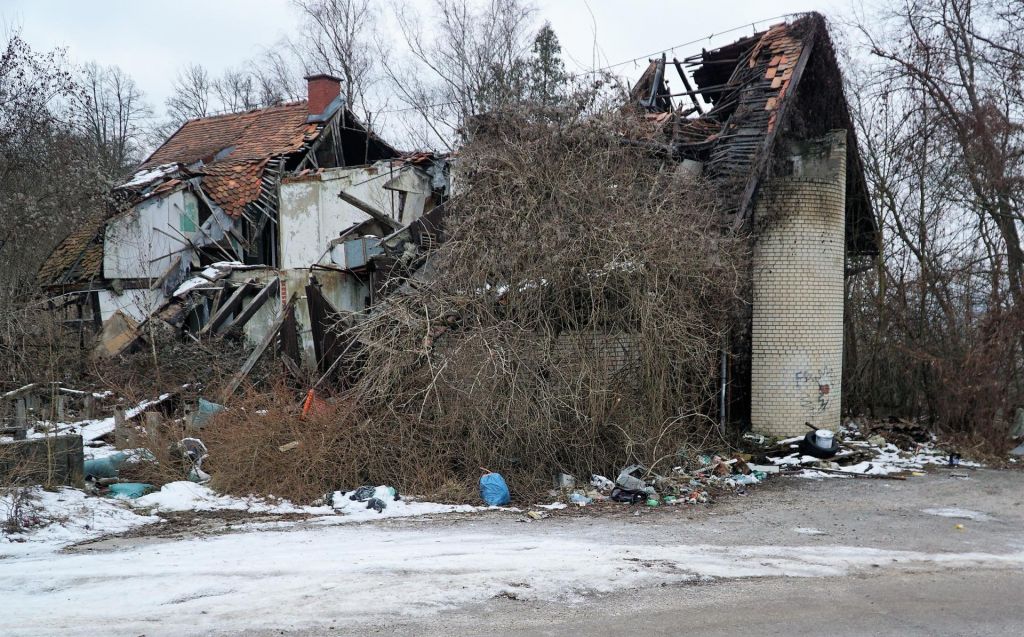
top-left (528, 22), bottom-right (566, 106)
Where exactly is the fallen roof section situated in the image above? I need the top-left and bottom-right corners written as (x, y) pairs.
top-left (630, 12), bottom-right (877, 256)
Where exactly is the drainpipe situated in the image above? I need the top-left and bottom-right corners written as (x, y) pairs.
top-left (719, 335), bottom-right (728, 434)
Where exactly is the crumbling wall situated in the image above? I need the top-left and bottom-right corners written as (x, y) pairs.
top-left (750, 130), bottom-right (846, 437)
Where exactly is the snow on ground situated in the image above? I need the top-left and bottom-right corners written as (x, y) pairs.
top-left (2, 481), bottom-right (496, 560)
top-left (129, 482), bottom-right (326, 515)
top-left (7, 393), bottom-right (174, 445)
top-left (0, 487), bottom-right (159, 558)
top-left (921, 507), bottom-right (995, 521)
top-left (770, 437), bottom-right (981, 479)
top-left (3, 522), bottom-right (1023, 637)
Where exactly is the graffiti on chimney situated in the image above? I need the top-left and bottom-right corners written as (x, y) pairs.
top-left (795, 365), bottom-right (834, 413)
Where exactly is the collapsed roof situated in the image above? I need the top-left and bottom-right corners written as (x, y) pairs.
top-left (38, 92), bottom-right (400, 290)
top-left (630, 12), bottom-right (877, 256)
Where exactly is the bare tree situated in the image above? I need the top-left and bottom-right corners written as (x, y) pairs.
top-left (165, 63), bottom-right (212, 125)
top-left (386, 0), bottom-right (537, 149)
top-left (213, 67), bottom-right (260, 113)
top-left (291, 0), bottom-right (378, 119)
top-left (252, 46), bottom-right (303, 105)
top-left (0, 30), bottom-right (95, 302)
top-left (75, 62), bottom-right (151, 175)
top-left (857, 0), bottom-right (1024, 306)
top-left (844, 0), bottom-right (1024, 444)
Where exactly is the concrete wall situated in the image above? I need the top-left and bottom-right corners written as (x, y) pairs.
top-left (104, 188), bottom-right (199, 279)
top-left (229, 268), bottom-right (365, 368)
top-left (96, 288), bottom-right (164, 324)
top-left (278, 162), bottom-right (431, 270)
top-left (750, 130), bottom-right (847, 438)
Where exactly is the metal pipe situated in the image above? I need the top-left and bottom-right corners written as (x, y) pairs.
top-left (719, 335), bottom-right (728, 434)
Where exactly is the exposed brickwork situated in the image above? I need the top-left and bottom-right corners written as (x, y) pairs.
top-left (750, 130), bottom-right (847, 438)
top-left (305, 74), bottom-right (341, 116)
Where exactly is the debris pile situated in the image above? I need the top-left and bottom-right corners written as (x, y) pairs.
top-left (760, 420), bottom-right (979, 478)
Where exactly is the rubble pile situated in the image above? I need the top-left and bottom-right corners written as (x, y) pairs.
top-left (759, 420), bottom-right (979, 478)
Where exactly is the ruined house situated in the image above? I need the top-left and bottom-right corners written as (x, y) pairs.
top-left (38, 13), bottom-right (872, 437)
top-left (629, 12), bottom-right (877, 437)
top-left (38, 75), bottom-right (449, 373)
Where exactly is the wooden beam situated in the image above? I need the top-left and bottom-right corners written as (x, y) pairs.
top-left (198, 279), bottom-right (254, 336)
top-left (220, 293), bottom-right (296, 402)
top-left (672, 58), bottom-right (704, 115)
top-left (218, 277), bottom-right (280, 336)
top-left (337, 190), bottom-right (402, 230)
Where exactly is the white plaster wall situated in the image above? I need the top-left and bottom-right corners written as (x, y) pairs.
top-left (96, 288), bottom-right (165, 324)
top-left (278, 162), bottom-right (430, 270)
top-left (104, 189), bottom-right (199, 279)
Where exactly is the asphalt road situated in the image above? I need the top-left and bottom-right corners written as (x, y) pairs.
top-left (19, 466), bottom-right (1022, 637)
top-left (278, 467), bottom-right (1024, 636)
top-left (379, 569), bottom-right (1024, 637)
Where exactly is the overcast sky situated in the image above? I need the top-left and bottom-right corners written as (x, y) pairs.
top-left (3, 0), bottom-right (848, 142)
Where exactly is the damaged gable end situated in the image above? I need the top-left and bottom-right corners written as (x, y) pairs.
top-left (38, 74), bottom-right (451, 384)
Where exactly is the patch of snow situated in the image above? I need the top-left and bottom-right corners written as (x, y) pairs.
top-left (794, 527), bottom-right (828, 536)
top-left (118, 163), bottom-right (179, 189)
top-left (538, 502), bottom-right (568, 510)
top-left (921, 507), bottom-right (993, 521)
top-left (1, 487), bottom-right (159, 557)
top-left (326, 486), bottom-right (479, 521)
top-left (171, 276), bottom-right (210, 297)
top-left (2, 525), bottom-right (1023, 636)
top-left (132, 481), bottom-right (327, 515)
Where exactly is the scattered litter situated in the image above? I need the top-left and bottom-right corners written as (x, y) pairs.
top-left (107, 483), bottom-right (154, 499)
top-left (538, 502), bottom-right (567, 510)
top-left (175, 437), bottom-right (210, 484)
top-left (590, 474), bottom-right (615, 492)
top-left (525, 510), bottom-right (548, 520)
top-left (767, 419), bottom-right (983, 479)
top-left (190, 398), bottom-right (225, 429)
top-left (615, 464), bottom-right (650, 492)
top-left (569, 492), bottom-right (592, 506)
top-left (554, 473), bottom-right (576, 490)
top-left (610, 487), bottom-right (646, 504)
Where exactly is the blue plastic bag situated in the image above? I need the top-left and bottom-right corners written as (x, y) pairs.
top-left (479, 472), bottom-right (511, 506)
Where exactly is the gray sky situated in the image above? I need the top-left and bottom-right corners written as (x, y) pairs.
top-left (3, 0), bottom-right (845, 143)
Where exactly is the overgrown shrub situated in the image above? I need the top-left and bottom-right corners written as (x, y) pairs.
top-left (283, 111), bottom-right (745, 500)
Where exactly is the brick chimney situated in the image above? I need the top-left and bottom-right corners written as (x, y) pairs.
top-left (305, 74), bottom-right (342, 116)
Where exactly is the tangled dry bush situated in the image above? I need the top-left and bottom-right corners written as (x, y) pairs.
top-left (327, 111), bottom-right (747, 499)
top-left (0, 301), bottom-right (92, 392)
top-left (198, 111), bottom-right (748, 502)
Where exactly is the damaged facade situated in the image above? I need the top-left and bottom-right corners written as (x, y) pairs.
top-left (38, 74), bottom-right (449, 378)
top-left (627, 12), bottom-right (878, 437)
top-left (38, 12), bottom-right (872, 437)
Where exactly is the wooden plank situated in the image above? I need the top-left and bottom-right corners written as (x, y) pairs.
top-left (199, 279), bottom-right (254, 336)
top-left (218, 277), bottom-right (279, 336)
top-left (337, 190), bottom-right (402, 230)
top-left (220, 293), bottom-right (296, 402)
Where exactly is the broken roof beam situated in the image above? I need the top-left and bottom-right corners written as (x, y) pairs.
top-left (199, 279), bottom-right (255, 336)
top-left (337, 190), bottom-right (403, 231)
top-left (217, 277), bottom-right (280, 336)
top-left (672, 58), bottom-right (704, 115)
top-left (220, 292), bottom-right (296, 402)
